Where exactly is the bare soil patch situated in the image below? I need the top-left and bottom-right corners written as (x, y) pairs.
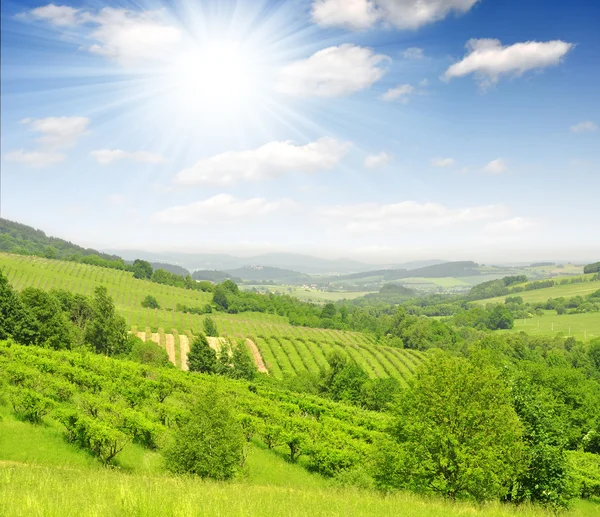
top-left (164, 334), bottom-right (176, 365)
top-left (179, 335), bottom-right (190, 371)
top-left (246, 338), bottom-right (268, 374)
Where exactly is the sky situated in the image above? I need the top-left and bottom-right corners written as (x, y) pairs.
top-left (1, 0), bottom-right (599, 263)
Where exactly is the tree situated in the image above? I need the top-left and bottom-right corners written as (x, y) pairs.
top-left (19, 288), bottom-right (76, 349)
top-left (164, 389), bottom-right (244, 480)
top-left (141, 295), bottom-right (160, 309)
top-left (487, 304), bottom-right (514, 330)
top-left (129, 335), bottom-right (170, 367)
top-left (376, 354), bottom-right (525, 502)
top-left (320, 351), bottom-right (368, 404)
top-left (187, 333), bottom-right (217, 374)
top-left (203, 316), bottom-right (218, 337)
top-left (132, 259), bottom-right (153, 279)
top-left (230, 342), bottom-right (256, 380)
top-left (0, 270), bottom-right (35, 344)
top-left (85, 286), bottom-right (129, 356)
top-left (212, 286), bottom-right (229, 310)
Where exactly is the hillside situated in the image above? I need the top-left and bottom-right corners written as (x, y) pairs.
top-left (0, 252), bottom-right (423, 379)
top-left (226, 265), bottom-right (310, 283)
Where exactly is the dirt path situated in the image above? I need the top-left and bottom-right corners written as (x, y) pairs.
top-left (179, 335), bottom-right (190, 371)
top-left (164, 334), bottom-right (176, 365)
top-left (246, 338), bottom-right (268, 374)
top-left (136, 331), bottom-right (146, 341)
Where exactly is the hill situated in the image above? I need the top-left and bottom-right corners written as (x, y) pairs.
top-left (226, 265), bottom-right (310, 283)
top-left (0, 217), bottom-right (121, 262)
top-left (192, 269), bottom-right (236, 282)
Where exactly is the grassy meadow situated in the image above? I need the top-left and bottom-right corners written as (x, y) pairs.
top-left (505, 311), bottom-right (600, 341)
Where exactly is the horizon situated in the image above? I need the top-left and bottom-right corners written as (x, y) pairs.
top-left (1, 0), bottom-right (599, 262)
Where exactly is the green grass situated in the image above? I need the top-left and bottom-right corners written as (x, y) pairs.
top-left (481, 275), bottom-right (599, 305)
top-left (1, 462), bottom-right (598, 517)
top-left (503, 311), bottom-right (600, 341)
top-left (0, 252), bottom-right (418, 377)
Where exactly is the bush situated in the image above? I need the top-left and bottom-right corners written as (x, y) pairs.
top-left (164, 389), bottom-right (244, 480)
top-left (10, 388), bottom-right (54, 423)
top-left (141, 295), bottom-right (160, 309)
top-left (129, 336), bottom-right (170, 367)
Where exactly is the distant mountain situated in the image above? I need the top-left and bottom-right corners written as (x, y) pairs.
top-left (384, 259), bottom-right (446, 270)
top-left (192, 270), bottom-right (237, 282)
top-left (325, 261), bottom-right (481, 283)
top-left (225, 265), bottom-right (311, 283)
top-left (106, 250), bottom-right (375, 275)
top-left (149, 262), bottom-right (190, 277)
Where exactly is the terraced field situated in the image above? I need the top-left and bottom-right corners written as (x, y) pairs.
top-left (0, 253), bottom-right (426, 379)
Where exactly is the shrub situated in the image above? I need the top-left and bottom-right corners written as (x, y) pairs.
top-left (141, 295), bottom-right (160, 309)
top-left (164, 389), bottom-right (244, 480)
top-left (10, 388), bottom-right (54, 423)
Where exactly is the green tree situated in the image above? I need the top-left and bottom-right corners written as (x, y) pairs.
top-left (164, 389), bottom-right (244, 479)
top-left (320, 351), bottom-right (368, 404)
top-left (129, 335), bottom-right (170, 367)
top-left (203, 316), bottom-right (218, 337)
top-left (19, 288), bottom-right (77, 349)
top-left (187, 333), bottom-right (217, 373)
top-left (230, 342), bottom-right (256, 380)
top-left (0, 270), bottom-right (34, 344)
top-left (141, 295), bottom-right (160, 309)
top-left (487, 304), bottom-right (514, 330)
top-left (85, 286), bottom-right (129, 356)
top-left (376, 354), bottom-right (525, 501)
top-left (132, 259), bottom-right (153, 279)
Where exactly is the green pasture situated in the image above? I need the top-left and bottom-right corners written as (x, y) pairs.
top-left (482, 275), bottom-right (599, 305)
top-left (503, 311), bottom-right (600, 341)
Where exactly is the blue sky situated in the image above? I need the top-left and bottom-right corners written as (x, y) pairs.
top-left (1, 0), bottom-right (599, 263)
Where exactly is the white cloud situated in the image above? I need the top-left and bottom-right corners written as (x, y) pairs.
top-left (570, 121), bottom-right (598, 134)
top-left (443, 39), bottom-right (574, 87)
top-left (21, 116), bottom-right (90, 149)
top-left (175, 137), bottom-right (351, 186)
top-left (364, 152), bottom-right (390, 169)
top-left (3, 150), bottom-right (65, 168)
top-left (276, 44), bottom-right (389, 97)
top-left (403, 47), bottom-right (424, 59)
top-left (28, 4), bottom-right (82, 26)
top-left (486, 217), bottom-right (536, 234)
top-left (23, 5), bottom-right (182, 67)
top-left (311, 0), bottom-right (481, 30)
top-left (153, 194), bottom-right (293, 224)
top-left (311, 0), bottom-right (379, 30)
top-left (322, 200), bottom-right (506, 233)
top-left (483, 158), bottom-right (508, 174)
top-left (431, 157), bottom-right (455, 167)
top-left (381, 83), bottom-right (414, 102)
top-left (91, 149), bottom-right (166, 165)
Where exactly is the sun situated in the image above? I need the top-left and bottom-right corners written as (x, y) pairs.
top-left (162, 39), bottom-right (263, 115)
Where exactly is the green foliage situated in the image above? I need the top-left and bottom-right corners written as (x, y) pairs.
top-left (164, 389), bottom-right (244, 479)
top-left (584, 262), bottom-right (600, 274)
top-left (129, 335), bottom-right (170, 367)
top-left (132, 259), bottom-right (153, 280)
top-left (376, 355), bottom-right (525, 502)
top-left (187, 334), bottom-right (217, 373)
top-left (230, 341), bottom-right (256, 380)
top-left (203, 316), bottom-right (218, 337)
top-left (10, 388), bottom-right (54, 423)
top-left (85, 286), bottom-right (129, 356)
top-left (140, 294), bottom-right (160, 309)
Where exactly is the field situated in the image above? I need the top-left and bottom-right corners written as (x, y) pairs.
top-left (481, 275), bottom-right (599, 305)
top-left (1, 405), bottom-right (598, 517)
top-left (0, 253), bottom-right (424, 377)
top-left (504, 311), bottom-right (600, 341)
top-left (242, 285), bottom-right (374, 303)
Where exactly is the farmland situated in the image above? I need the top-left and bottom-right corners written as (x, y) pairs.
top-left (0, 252), bottom-right (424, 377)
top-left (504, 311), bottom-right (600, 342)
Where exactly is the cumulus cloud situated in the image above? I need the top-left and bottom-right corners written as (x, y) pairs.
top-left (321, 200), bottom-right (506, 233)
top-left (4, 150), bottom-right (65, 168)
top-left (443, 39), bottom-right (574, 88)
top-left (483, 158), bottom-right (508, 174)
top-left (403, 47), bottom-right (424, 59)
top-left (276, 44), bottom-right (389, 97)
top-left (28, 4), bottom-right (82, 26)
top-left (91, 149), bottom-right (166, 165)
top-left (153, 194), bottom-right (293, 224)
top-left (364, 152), bottom-right (390, 169)
top-left (22, 5), bottom-right (182, 67)
top-left (431, 157), bottom-right (455, 167)
top-left (175, 137), bottom-right (351, 186)
top-left (311, 0), bottom-right (480, 30)
top-left (381, 84), bottom-right (414, 102)
top-left (486, 217), bottom-right (536, 234)
top-left (570, 121), bottom-right (598, 134)
top-left (21, 116), bottom-right (90, 149)
top-left (310, 0), bottom-right (379, 30)
top-left (4, 116), bottom-right (90, 168)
